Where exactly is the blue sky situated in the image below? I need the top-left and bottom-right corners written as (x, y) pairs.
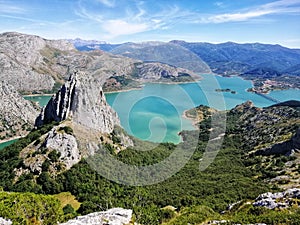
top-left (0, 0), bottom-right (300, 48)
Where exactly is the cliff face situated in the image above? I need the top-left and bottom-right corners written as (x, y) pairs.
top-left (36, 71), bottom-right (119, 134)
top-left (0, 81), bottom-right (39, 140)
top-left (256, 128), bottom-right (300, 156)
top-left (0, 32), bottom-right (74, 92)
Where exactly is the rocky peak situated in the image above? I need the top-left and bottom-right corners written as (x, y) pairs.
top-left (36, 71), bottom-right (119, 134)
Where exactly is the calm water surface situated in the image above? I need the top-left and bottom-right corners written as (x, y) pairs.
top-left (14, 74), bottom-right (300, 144)
top-left (106, 74), bottom-right (300, 143)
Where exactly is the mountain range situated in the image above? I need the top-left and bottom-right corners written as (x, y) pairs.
top-left (0, 32), bottom-right (197, 95)
top-left (71, 39), bottom-right (300, 78)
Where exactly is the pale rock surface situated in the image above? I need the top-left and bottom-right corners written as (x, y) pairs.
top-left (59, 208), bottom-right (132, 225)
top-left (0, 217), bottom-right (12, 225)
top-left (44, 127), bottom-right (81, 169)
top-left (253, 188), bottom-right (300, 209)
top-left (0, 32), bottom-right (73, 92)
top-left (36, 71), bottom-right (120, 134)
top-left (0, 81), bottom-right (39, 139)
top-left (136, 62), bottom-right (198, 81)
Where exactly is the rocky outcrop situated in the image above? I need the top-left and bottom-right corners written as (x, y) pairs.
top-left (0, 81), bottom-right (39, 139)
top-left (36, 73), bottom-right (77, 125)
top-left (0, 32), bottom-right (74, 92)
top-left (0, 217), bottom-right (12, 225)
top-left (255, 128), bottom-right (300, 156)
top-left (59, 208), bottom-right (132, 225)
top-left (229, 101), bottom-right (300, 152)
top-left (253, 188), bottom-right (300, 209)
top-left (36, 71), bottom-right (120, 134)
top-left (15, 124), bottom-right (80, 176)
top-left (44, 127), bottom-right (80, 169)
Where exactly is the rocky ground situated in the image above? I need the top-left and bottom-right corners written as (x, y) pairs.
top-left (59, 208), bottom-right (133, 225)
top-left (0, 81), bottom-right (39, 140)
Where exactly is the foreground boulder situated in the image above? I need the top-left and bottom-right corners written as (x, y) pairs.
top-left (59, 208), bottom-right (132, 225)
top-left (0, 217), bottom-right (12, 225)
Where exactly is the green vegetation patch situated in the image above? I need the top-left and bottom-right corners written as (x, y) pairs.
top-left (0, 191), bottom-right (63, 225)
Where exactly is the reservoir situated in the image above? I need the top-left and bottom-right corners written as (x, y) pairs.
top-left (15, 74), bottom-right (300, 144)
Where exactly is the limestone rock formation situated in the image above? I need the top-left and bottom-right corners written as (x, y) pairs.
top-left (136, 62), bottom-right (199, 81)
top-left (44, 127), bottom-right (80, 169)
top-left (15, 124), bottom-right (80, 176)
top-left (253, 188), bottom-right (300, 209)
top-left (36, 71), bottom-right (120, 134)
top-left (59, 208), bottom-right (132, 225)
top-left (0, 32), bottom-right (74, 92)
top-left (0, 217), bottom-right (12, 225)
top-left (0, 81), bottom-right (39, 139)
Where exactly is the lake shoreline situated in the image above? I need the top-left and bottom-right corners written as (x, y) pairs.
top-left (23, 93), bottom-right (54, 97)
top-left (0, 136), bottom-right (22, 144)
top-left (104, 75), bottom-right (204, 94)
top-left (181, 109), bottom-right (199, 130)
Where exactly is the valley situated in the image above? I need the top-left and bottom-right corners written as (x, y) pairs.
top-left (0, 32), bottom-right (299, 225)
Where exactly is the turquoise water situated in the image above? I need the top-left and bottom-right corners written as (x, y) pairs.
top-left (106, 74), bottom-right (300, 143)
top-left (24, 95), bottom-right (52, 107)
top-left (269, 89), bottom-right (300, 102)
top-left (0, 139), bottom-right (18, 150)
top-left (15, 75), bottom-right (300, 144)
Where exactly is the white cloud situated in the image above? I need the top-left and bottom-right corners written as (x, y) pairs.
top-left (214, 2), bottom-right (224, 8)
top-left (74, 0), bottom-right (300, 40)
top-left (205, 0), bottom-right (300, 23)
top-left (96, 0), bottom-right (115, 8)
top-left (102, 19), bottom-right (148, 36)
top-left (207, 10), bottom-right (275, 23)
top-left (0, 1), bottom-right (26, 14)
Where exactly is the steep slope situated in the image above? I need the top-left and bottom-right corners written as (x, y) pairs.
top-left (36, 70), bottom-right (120, 134)
top-left (0, 32), bottom-right (74, 93)
top-left (1, 99), bottom-right (300, 224)
top-left (0, 81), bottom-right (39, 140)
top-left (10, 70), bottom-right (132, 178)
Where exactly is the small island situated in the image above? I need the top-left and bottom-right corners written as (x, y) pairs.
top-left (215, 88), bottom-right (236, 94)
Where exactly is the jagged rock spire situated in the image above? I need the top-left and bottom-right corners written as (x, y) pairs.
top-left (36, 71), bottom-right (119, 134)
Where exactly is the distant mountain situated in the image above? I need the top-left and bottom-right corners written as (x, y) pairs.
top-left (170, 40), bottom-right (300, 76)
top-left (69, 40), bottom-right (211, 73)
top-left (72, 39), bottom-right (300, 77)
top-left (0, 32), bottom-right (197, 94)
top-left (108, 41), bottom-right (211, 73)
